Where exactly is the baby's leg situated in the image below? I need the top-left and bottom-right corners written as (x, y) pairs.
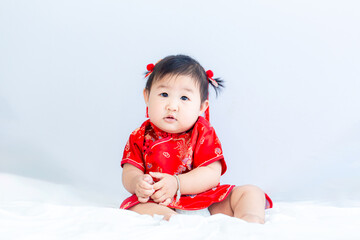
top-left (129, 202), bottom-right (177, 221)
top-left (209, 185), bottom-right (266, 224)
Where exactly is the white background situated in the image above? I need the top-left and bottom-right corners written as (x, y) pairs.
top-left (1, 0), bottom-right (359, 206)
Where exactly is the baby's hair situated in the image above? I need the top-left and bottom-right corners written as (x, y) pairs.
top-left (144, 55), bottom-right (224, 103)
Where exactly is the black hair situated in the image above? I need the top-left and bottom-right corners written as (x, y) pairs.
top-left (144, 55), bottom-right (224, 103)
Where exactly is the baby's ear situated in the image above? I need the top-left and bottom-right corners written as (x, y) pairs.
top-left (143, 89), bottom-right (149, 105)
top-left (199, 100), bottom-right (209, 115)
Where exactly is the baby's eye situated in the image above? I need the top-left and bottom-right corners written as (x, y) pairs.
top-left (160, 93), bottom-right (168, 97)
top-left (180, 96), bottom-right (189, 101)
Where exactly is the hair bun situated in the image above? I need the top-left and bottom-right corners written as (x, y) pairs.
top-left (206, 70), bottom-right (214, 78)
top-left (147, 63), bottom-right (155, 72)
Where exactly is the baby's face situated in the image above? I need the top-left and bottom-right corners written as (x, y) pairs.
top-left (144, 74), bottom-right (208, 134)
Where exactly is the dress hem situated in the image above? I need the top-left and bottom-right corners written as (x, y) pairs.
top-left (120, 185), bottom-right (236, 211)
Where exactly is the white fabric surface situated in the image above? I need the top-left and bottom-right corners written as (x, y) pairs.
top-left (1, 173), bottom-right (359, 240)
top-left (175, 208), bottom-right (211, 217)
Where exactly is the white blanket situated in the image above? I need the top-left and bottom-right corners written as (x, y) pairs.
top-left (1, 173), bottom-right (359, 240)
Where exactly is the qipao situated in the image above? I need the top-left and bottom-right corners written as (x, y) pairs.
top-left (120, 116), bottom-right (235, 210)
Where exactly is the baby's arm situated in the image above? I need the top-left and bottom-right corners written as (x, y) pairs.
top-left (150, 161), bottom-right (222, 204)
top-left (122, 163), bottom-right (155, 203)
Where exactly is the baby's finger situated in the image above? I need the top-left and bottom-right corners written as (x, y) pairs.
top-left (153, 194), bottom-right (168, 204)
top-left (139, 180), bottom-right (154, 190)
top-left (143, 174), bottom-right (154, 184)
top-left (138, 188), bottom-right (155, 198)
top-left (152, 180), bottom-right (164, 191)
top-left (138, 196), bottom-right (149, 203)
top-left (149, 172), bottom-right (164, 181)
top-left (159, 198), bottom-right (172, 206)
top-left (151, 191), bottom-right (166, 203)
top-left (151, 188), bottom-right (165, 200)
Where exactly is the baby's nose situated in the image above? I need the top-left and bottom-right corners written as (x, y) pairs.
top-left (166, 99), bottom-right (178, 111)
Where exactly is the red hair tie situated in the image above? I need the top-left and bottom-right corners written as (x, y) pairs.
top-left (145, 63), bottom-right (155, 78)
top-left (204, 70), bottom-right (219, 122)
top-left (206, 70), bottom-right (218, 87)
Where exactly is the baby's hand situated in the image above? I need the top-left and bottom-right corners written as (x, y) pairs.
top-left (159, 198), bottom-right (173, 206)
top-left (135, 174), bottom-right (155, 203)
top-left (149, 172), bottom-right (177, 204)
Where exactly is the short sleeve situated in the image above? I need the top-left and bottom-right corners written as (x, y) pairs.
top-left (192, 117), bottom-right (227, 175)
top-left (121, 128), bottom-right (145, 172)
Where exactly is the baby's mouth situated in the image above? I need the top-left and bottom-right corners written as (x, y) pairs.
top-left (164, 115), bottom-right (177, 121)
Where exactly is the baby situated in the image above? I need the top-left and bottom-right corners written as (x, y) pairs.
top-left (120, 55), bottom-right (272, 223)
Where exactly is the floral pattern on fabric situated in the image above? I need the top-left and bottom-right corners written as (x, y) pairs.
top-left (120, 116), bottom-right (273, 210)
top-left (120, 117), bottom-right (232, 210)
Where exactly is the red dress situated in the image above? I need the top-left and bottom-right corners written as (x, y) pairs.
top-left (120, 116), bottom-right (273, 210)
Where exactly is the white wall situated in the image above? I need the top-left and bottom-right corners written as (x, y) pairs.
top-left (1, 0), bottom-right (359, 205)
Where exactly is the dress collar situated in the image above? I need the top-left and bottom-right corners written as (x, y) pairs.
top-left (149, 121), bottom-right (188, 139)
